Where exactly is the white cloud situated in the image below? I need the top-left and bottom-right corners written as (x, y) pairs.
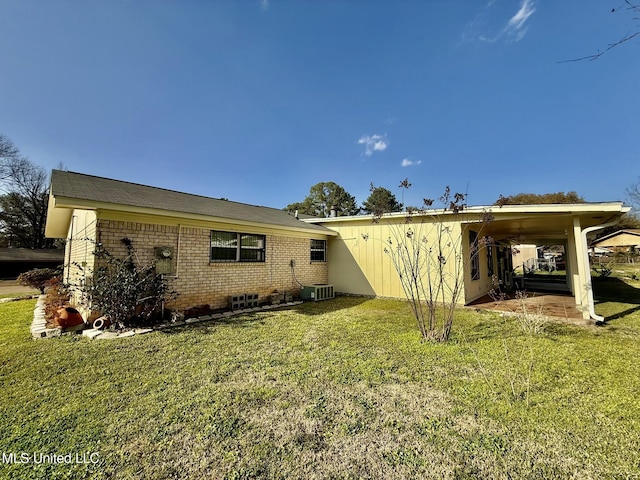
top-left (464, 0), bottom-right (536, 44)
top-left (401, 158), bottom-right (421, 167)
top-left (507, 0), bottom-right (535, 32)
top-left (259, 0), bottom-right (269, 11)
top-left (358, 134), bottom-right (388, 156)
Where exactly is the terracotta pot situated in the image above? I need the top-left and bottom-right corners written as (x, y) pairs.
top-left (55, 307), bottom-right (84, 328)
top-left (92, 316), bottom-right (112, 330)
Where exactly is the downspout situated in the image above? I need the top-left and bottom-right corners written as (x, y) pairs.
top-left (580, 220), bottom-right (619, 322)
top-left (66, 215), bottom-right (77, 283)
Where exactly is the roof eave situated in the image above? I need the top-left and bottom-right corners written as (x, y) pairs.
top-left (303, 203), bottom-right (630, 224)
top-left (47, 195), bottom-right (337, 237)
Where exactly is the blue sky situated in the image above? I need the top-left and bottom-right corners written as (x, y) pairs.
top-left (1, 1), bottom-right (639, 211)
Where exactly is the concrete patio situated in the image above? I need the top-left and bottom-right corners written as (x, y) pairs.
top-left (467, 291), bottom-right (587, 323)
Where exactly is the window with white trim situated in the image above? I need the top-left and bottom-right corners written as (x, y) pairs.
top-left (310, 239), bottom-right (326, 262)
top-left (210, 231), bottom-right (265, 262)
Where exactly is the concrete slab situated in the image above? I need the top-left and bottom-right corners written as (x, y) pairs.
top-left (134, 328), bottom-right (153, 335)
top-left (96, 331), bottom-right (119, 340)
top-left (199, 315), bottom-right (213, 321)
top-left (117, 331), bottom-right (136, 338)
top-left (82, 329), bottom-right (103, 339)
top-left (185, 317), bottom-right (203, 324)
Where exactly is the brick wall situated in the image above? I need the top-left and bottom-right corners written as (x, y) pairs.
top-left (96, 220), bottom-right (328, 312)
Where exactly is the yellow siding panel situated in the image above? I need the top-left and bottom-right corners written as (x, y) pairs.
top-left (326, 216), bottom-right (493, 304)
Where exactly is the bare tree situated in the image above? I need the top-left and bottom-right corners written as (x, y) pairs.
top-left (627, 177), bottom-right (640, 212)
top-left (0, 135), bottom-right (52, 249)
top-left (560, 1), bottom-right (640, 62)
top-left (365, 182), bottom-right (493, 342)
top-left (0, 134), bottom-right (21, 182)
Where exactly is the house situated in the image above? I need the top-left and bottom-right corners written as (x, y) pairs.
top-left (45, 170), bottom-right (630, 322)
top-left (511, 244), bottom-right (538, 272)
top-left (0, 248), bottom-right (65, 279)
top-left (592, 229), bottom-right (640, 253)
top-left (307, 202), bottom-right (629, 321)
top-left (45, 170), bottom-right (336, 312)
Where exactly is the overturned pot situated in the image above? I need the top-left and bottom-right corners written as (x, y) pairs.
top-left (55, 307), bottom-right (85, 330)
top-left (92, 316), bottom-right (112, 330)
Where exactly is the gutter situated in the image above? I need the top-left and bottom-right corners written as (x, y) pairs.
top-left (580, 220), bottom-right (620, 323)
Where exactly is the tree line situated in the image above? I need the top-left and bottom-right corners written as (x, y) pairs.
top-left (285, 181), bottom-right (640, 225)
top-left (1, 132), bottom-right (638, 249)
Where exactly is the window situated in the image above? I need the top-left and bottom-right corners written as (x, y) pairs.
top-left (486, 241), bottom-right (494, 277)
top-left (310, 239), bottom-right (326, 262)
top-left (470, 230), bottom-right (480, 280)
top-left (211, 231), bottom-right (265, 262)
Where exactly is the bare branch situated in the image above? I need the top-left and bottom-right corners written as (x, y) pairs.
top-left (558, 2), bottom-right (640, 63)
top-left (558, 31), bottom-right (640, 63)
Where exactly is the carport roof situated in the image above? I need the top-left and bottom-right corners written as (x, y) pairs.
top-left (306, 203), bottom-right (630, 244)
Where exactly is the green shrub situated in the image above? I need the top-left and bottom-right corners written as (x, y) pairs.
top-left (72, 238), bottom-right (176, 329)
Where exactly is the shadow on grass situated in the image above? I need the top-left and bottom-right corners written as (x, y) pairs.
top-left (158, 297), bottom-right (374, 335)
top-left (289, 296), bottom-right (372, 316)
top-left (593, 277), bottom-right (640, 322)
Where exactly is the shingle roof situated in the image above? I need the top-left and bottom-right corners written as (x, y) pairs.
top-left (50, 170), bottom-right (332, 234)
top-left (0, 248), bottom-right (65, 262)
top-left (594, 228), bottom-right (640, 243)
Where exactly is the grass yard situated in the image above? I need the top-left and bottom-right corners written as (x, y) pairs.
top-left (1, 284), bottom-right (639, 479)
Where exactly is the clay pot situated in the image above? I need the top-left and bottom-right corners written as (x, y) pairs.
top-left (55, 307), bottom-right (85, 329)
top-left (92, 316), bottom-right (112, 330)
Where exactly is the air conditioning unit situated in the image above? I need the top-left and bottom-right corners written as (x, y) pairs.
top-left (300, 284), bottom-right (334, 301)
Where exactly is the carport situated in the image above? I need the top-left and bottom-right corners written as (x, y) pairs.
top-left (471, 202), bottom-right (630, 321)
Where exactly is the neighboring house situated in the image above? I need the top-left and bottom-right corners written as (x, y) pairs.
top-left (592, 229), bottom-right (640, 253)
top-left (307, 202), bottom-right (629, 321)
top-left (45, 170), bottom-right (629, 322)
top-left (0, 248), bottom-right (65, 279)
top-left (511, 244), bottom-right (538, 272)
top-left (45, 170), bottom-right (335, 312)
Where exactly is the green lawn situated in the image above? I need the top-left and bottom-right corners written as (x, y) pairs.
top-left (1, 285), bottom-right (639, 479)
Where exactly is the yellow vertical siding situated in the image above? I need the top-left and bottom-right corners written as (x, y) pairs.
top-left (326, 215), bottom-right (495, 305)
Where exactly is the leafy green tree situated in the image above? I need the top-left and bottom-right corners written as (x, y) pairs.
top-left (495, 191), bottom-right (585, 206)
top-left (362, 185), bottom-right (403, 215)
top-left (285, 181), bottom-right (359, 217)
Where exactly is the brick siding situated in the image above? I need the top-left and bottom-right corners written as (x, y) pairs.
top-left (96, 220), bottom-right (328, 312)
